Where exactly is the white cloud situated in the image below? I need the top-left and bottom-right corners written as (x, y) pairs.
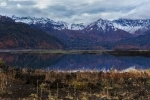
top-left (124, 1), bottom-right (150, 19)
top-left (0, 1), bottom-right (7, 7)
top-left (33, 0), bottom-right (53, 9)
top-left (17, 3), bottom-right (21, 8)
top-left (0, 0), bottom-right (150, 23)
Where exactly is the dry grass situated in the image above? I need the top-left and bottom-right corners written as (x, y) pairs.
top-left (1, 60), bottom-right (150, 99)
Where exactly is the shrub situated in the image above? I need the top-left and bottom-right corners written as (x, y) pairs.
top-left (0, 59), bottom-right (5, 66)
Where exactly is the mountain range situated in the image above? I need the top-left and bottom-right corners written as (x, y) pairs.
top-left (1, 15), bottom-right (150, 50)
top-left (12, 16), bottom-right (150, 35)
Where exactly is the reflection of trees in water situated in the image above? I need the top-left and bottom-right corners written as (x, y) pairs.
top-left (0, 53), bottom-right (150, 70)
top-left (0, 53), bottom-right (63, 69)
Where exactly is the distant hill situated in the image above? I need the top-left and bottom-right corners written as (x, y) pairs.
top-left (113, 30), bottom-right (150, 50)
top-left (0, 16), bottom-right (64, 49)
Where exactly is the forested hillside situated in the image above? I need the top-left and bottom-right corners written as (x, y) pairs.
top-left (0, 16), bottom-right (64, 49)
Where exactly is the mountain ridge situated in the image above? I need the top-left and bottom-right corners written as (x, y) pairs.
top-left (12, 15), bottom-right (150, 35)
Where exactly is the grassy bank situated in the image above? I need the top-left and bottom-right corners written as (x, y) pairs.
top-left (1, 60), bottom-right (150, 99)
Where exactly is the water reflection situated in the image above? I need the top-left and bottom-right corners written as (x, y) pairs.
top-left (0, 53), bottom-right (63, 69)
top-left (0, 53), bottom-right (150, 71)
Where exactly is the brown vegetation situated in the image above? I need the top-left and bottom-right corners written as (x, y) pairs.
top-left (1, 60), bottom-right (150, 99)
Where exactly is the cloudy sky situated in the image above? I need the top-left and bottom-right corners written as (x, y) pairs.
top-left (0, 0), bottom-right (150, 23)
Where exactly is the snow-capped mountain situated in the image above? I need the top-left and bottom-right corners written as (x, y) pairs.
top-left (12, 15), bottom-right (69, 30)
top-left (112, 19), bottom-right (150, 34)
top-left (85, 18), bottom-right (117, 33)
top-left (12, 15), bottom-right (85, 30)
top-left (84, 18), bottom-right (150, 35)
top-left (12, 15), bottom-right (150, 35)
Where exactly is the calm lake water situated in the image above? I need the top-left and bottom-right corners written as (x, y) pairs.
top-left (0, 53), bottom-right (150, 71)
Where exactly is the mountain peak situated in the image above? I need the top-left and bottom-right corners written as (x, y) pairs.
top-left (95, 18), bottom-right (110, 24)
top-left (96, 18), bottom-right (104, 21)
top-left (85, 18), bottom-right (116, 33)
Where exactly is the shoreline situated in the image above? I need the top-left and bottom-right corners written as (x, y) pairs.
top-left (0, 50), bottom-right (150, 58)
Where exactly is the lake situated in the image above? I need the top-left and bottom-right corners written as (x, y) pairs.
top-left (0, 52), bottom-right (150, 71)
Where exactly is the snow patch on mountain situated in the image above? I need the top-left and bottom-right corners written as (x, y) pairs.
top-left (112, 19), bottom-right (150, 34)
top-left (113, 23), bottom-right (147, 34)
top-left (12, 16), bottom-right (52, 24)
top-left (12, 15), bottom-right (86, 31)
